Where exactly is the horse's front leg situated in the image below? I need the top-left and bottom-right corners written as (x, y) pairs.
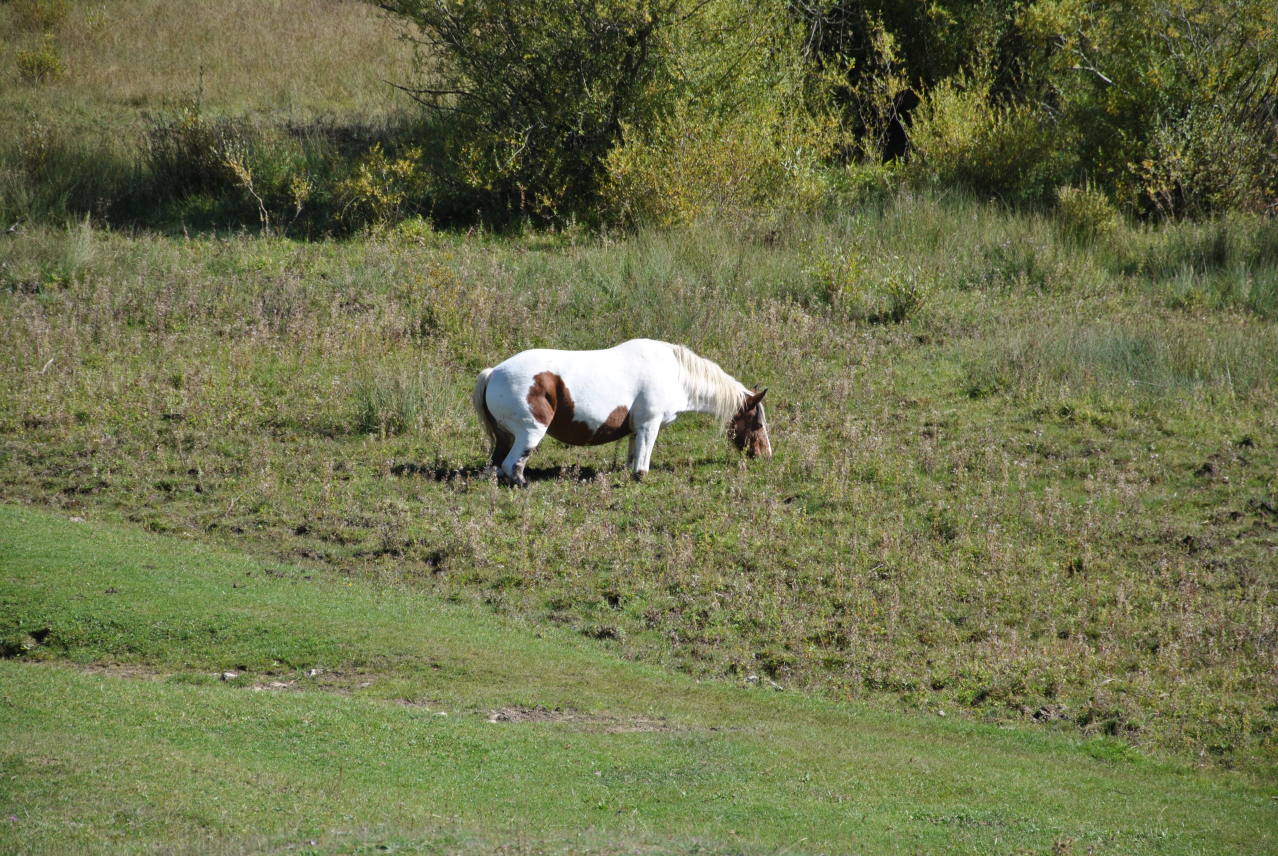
top-left (630, 419), bottom-right (662, 481)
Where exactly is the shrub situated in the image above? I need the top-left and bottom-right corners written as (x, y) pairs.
top-left (906, 75), bottom-right (1072, 203)
top-left (1055, 184), bottom-right (1120, 242)
top-left (1133, 103), bottom-right (1276, 219)
top-left (379, 0), bottom-right (823, 224)
top-left (16, 33), bottom-right (65, 83)
top-left (335, 143), bottom-right (431, 228)
top-left (603, 102), bottom-right (835, 227)
top-left (379, 0), bottom-right (688, 222)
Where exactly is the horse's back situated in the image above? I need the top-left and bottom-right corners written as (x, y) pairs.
top-left (491, 340), bottom-right (676, 389)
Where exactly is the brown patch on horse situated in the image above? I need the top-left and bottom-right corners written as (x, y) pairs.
top-left (527, 371), bottom-right (632, 447)
top-left (555, 405), bottom-right (631, 446)
top-left (526, 371), bottom-right (561, 426)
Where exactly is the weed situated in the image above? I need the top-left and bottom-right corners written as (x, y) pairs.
top-left (16, 33), bottom-right (64, 82)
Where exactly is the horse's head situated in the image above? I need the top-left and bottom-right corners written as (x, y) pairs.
top-left (729, 388), bottom-right (772, 459)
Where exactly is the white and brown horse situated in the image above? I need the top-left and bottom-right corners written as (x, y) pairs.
top-left (472, 339), bottom-right (771, 485)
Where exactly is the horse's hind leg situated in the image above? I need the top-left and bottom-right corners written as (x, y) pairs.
top-left (499, 425), bottom-right (546, 487)
top-left (490, 426), bottom-right (514, 469)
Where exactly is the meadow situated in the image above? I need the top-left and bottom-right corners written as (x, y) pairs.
top-left (6, 503), bottom-right (1275, 854)
top-left (3, 199), bottom-right (1276, 774)
top-left (1, 0), bottom-right (1277, 852)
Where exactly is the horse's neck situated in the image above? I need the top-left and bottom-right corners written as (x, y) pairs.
top-left (683, 386), bottom-right (736, 418)
top-left (673, 351), bottom-right (745, 422)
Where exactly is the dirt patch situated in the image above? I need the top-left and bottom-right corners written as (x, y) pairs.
top-left (77, 662), bottom-right (169, 681)
top-left (485, 705), bottom-right (677, 733)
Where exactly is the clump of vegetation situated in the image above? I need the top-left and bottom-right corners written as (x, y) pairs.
top-left (16, 32), bottom-right (64, 82)
top-left (799, 0), bottom-right (1278, 216)
top-left (1055, 184), bottom-right (1121, 243)
top-left (353, 369), bottom-right (435, 437)
top-left (336, 143), bottom-right (431, 228)
top-left (377, 0), bottom-right (690, 222)
top-left (10, 0), bottom-right (68, 33)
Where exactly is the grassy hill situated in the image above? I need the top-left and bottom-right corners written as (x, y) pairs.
top-left (2, 203), bottom-right (1276, 778)
top-left (4, 503), bottom-right (1276, 855)
top-left (0, 1), bottom-right (1276, 851)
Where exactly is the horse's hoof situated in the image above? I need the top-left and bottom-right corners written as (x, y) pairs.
top-left (631, 471), bottom-right (645, 483)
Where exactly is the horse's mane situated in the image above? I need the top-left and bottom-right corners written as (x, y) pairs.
top-left (669, 344), bottom-right (747, 426)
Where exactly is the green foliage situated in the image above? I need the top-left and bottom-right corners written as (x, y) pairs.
top-left (801, 0), bottom-right (1278, 216)
top-left (16, 32), bottom-right (64, 82)
top-left (336, 143), bottom-right (431, 227)
top-left (906, 74), bottom-right (1073, 202)
top-left (604, 101), bottom-right (835, 226)
top-left (380, 0), bottom-right (693, 222)
top-left (1021, 0), bottom-right (1278, 216)
top-left (1135, 102), bottom-right (1276, 219)
top-left (1055, 184), bottom-right (1121, 243)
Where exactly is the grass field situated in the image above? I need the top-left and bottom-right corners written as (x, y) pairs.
top-left (0, 0), bottom-right (411, 133)
top-left (4, 503), bottom-right (1276, 855)
top-left (2, 200), bottom-right (1276, 782)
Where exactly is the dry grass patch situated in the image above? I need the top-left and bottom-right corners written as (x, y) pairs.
top-left (0, 0), bottom-right (413, 130)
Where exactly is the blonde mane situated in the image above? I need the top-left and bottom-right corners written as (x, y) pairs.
top-left (669, 344), bottom-right (748, 425)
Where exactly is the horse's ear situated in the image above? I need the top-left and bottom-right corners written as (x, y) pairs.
top-left (749, 387), bottom-right (768, 406)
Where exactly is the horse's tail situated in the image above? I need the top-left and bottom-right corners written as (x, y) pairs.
top-left (471, 367), bottom-right (498, 447)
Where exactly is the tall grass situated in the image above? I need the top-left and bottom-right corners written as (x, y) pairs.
top-left (963, 317), bottom-right (1278, 404)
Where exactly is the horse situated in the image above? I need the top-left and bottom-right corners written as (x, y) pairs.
top-left (471, 339), bottom-right (771, 486)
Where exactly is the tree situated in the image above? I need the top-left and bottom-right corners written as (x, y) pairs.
top-left (378, 0), bottom-right (687, 222)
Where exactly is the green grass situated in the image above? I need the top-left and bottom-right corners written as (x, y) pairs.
top-left (2, 199), bottom-right (1276, 780)
top-left (3, 503), bottom-right (1275, 855)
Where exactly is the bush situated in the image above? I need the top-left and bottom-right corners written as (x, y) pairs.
top-left (16, 33), bottom-right (65, 83)
top-left (335, 143), bottom-right (431, 228)
top-left (1055, 184), bottom-right (1120, 242)
top-left (604, 102), bottom-right (836, 227)
top-left (379, 0), bottom-right (689, 223)
top-left (1134, 103), bottom-right (1277, 219)
top-left (379, 0), bottom-right (826, 225)
top-left (906, 75), bottom-right (1073, 203)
